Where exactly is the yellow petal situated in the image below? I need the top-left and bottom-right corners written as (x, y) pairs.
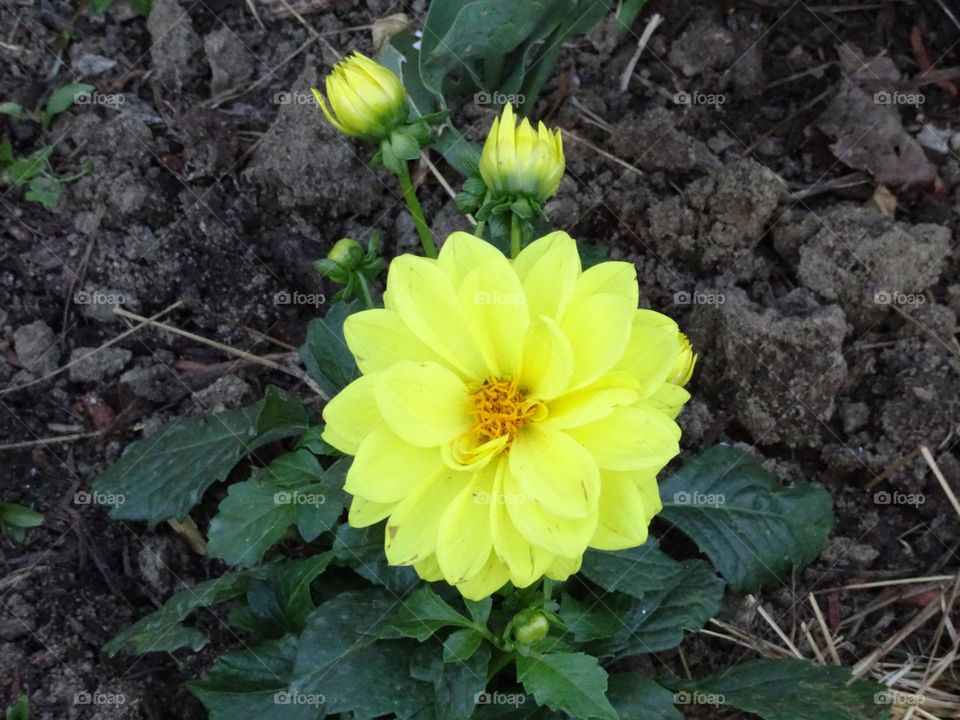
top-left (512, 231), bottom-right (580, 320)
top-left (496, 104), bottom-right (517, 176)
top-left (312, 87), bottom-right (349, 135)
top-left (504, 464), bottom-right (597, 558)
top-left (517, 315), bottom-right (574, 401)
top-left (385, 468), bottom-right (468, 565)
top-left (344, 309), bottom-right (447, 374)
top-left (348, 496), bottom-right (395, 527)
top-left (436, 470), bottom-right (495, 583)
top-left (590, 470), bottom-right (652, 551)
top-left (614, 310), bottom-right (679, 397)
top-left (321, 374), bottom-right (381, 454)
top-left (414, 554), bottom-right (444, 582)
top-left (373, 360), bottom-right (473, 447)
top-left (459, 258), bottom-right (529, 377)
top-left (437, 231), bottom-right (504, 287)
top-left (345, 426), bottom-right (446, 503)
top-left (545, 553), bottom-right (582, 581)
top-left (490, 460), bottom-right (553, 587)
top-left (543, 373), bottom-right (640, 430)
top-left (509, 424), bottom-right (598, 519)
top-left (456, 551), bottom-right (510, 600)
top-left (635, 470), bottom-right (663, 523)
top-left (387, 255), bottom-right (486, 377)
top-left (567, 404), bottom-right (680, 471)
top-left (479, 116), bottom-right (501, 190)
top-left (647, 382), bottom-right (691, 419)
top-left (561, 292), bottom-right (634, 390)
top-left (566, 261), bottom-right (639, 316)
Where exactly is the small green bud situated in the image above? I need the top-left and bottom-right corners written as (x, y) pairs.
top-left (511, 610), bottom-right (550, 645)
top-left (328, 238), bottom-right (365, 270)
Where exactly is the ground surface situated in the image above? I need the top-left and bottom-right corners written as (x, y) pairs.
top-left (1, 0), bottom-right (959, 718)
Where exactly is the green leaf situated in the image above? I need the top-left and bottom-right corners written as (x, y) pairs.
top-left (207, 479), bottom-right (295, 566)
top-left (25, 175), bottom-right (62, 209)
top-left (188, 635), bottom-right (314, 720)
top-left (516, 652), bottom-right (617, 720)
top-left (443, 628), bottom-right (484, 663)
top-left (296, 425), bottom-right (339, 455)
top-left (465, 597), bottom-right (492, 626)
top-left (90, 0), bottom-right (115, 13)
top-left (665, 658), bottom-right (889, 720)
top-left (291, 590), bottom-right (434, 718)
top-left (294, 456), bottom-right (349, 542)
top-left (0, 101), bottom-right (24, 119)
top-left (0, 503), bottom-right (44, 529)
top-left (333, 523), bottom-right (419, 593)
top-left (92, 387), bottom-right (308, 525)
top-left (387, 586), bottom-right (476, 641)
top-left (130, 0), bottom-right (152, 15)
top-left (9, 146), bottom-right (53, 186)
top-left (606, 674), bottom-right (682, 720)
top-left (5, 695), bottom-right (30, 720)
top-left (659, 445), bottom-right (834, 592)
top-left (0, 138), bottom-right (14, 168)
top-left (238, 553), bottom-right (335, 640)
top-left (437, 643), bottom-right (492, 720)
top-left (379, 30), bottom-right (440, 120)
top-left (299, 300), bottom-right (360, 397)
top-left (105, 571), bottom-right (254, 656)
top-left (44, 83), bottom-right (94, 118)
top-left (577, 542), bottom-right (725, 657)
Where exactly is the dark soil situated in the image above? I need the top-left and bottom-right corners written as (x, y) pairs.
top-left (2, 1), bottom-right (959, 718)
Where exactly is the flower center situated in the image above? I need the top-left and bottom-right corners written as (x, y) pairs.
top-left (470, 378), bottom-right (538, 444)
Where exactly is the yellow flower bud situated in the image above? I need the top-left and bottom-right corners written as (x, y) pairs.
top-left (668, 333), bottom-right (697, 386)
top-left (312, 52), bottom-right (407, 141)
top-left (479, 104), bottom-right (564, 203)
top-left (512, 610), bottom-right (550, 644)
top-left (328, 238), bottom-right (365, 270)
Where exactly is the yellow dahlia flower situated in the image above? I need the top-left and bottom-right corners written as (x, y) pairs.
top-left (322, 232), bottom-right (694, 599)
top-left (312, 52), bottom-right (407, 141)
top-left (479, 104), bottom-right (564, 203)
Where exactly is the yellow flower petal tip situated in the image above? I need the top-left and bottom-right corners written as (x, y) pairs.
top-left (315, 51), bottom-right (407, 141)
top-left (479, 104), bottom-right (564, 203)
top-left (323, 231), bottom-right (694, 599)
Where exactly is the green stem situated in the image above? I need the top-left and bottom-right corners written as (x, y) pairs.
top-left (398, 164), bottom-right (437, 258)
top-left (510, 212), bottom-right (521, 258)
top-left (486, 649), bottom-right (514, 683)
top-left (543, 578), bottom-right (554, 602)
top-left (355, 274), bottom-right (375, 310)
top-left (474, 219), bottom-right (485, 239)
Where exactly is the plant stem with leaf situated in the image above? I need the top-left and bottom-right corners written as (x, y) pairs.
top-left (510, 212), bottom-right (522, 258)
top-left (398, 164), bottom-right (437, 259)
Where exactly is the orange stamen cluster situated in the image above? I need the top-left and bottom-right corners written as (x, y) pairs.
top-left (470, 378), bottom-right (536, 443)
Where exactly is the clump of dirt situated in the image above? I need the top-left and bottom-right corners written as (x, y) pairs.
top-left (691, 287), bottom-right (850, 448)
